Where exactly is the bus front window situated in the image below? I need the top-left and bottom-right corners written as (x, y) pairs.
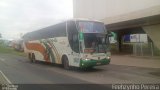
top-left (83, 33), bottom-right (107, 53)
top-left (77, 21), bottom-right (108, 53)
top-left (78, 21), bottom-right (105, 33)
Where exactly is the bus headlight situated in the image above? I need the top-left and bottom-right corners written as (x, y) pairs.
top-left (107, 56), bottom-right (111, 60)
top-left (80, 58), bottom-right (90, 61)
top-left (85, 58), bottom-right (90, 60)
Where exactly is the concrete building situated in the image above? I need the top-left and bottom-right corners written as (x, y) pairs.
top-left (73, 0), bottom-right (160, 56)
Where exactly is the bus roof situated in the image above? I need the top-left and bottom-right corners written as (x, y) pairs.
top-left (68, 18), bottom-right (103, 23)
top-left (22, 18), bottom-right (104, 40)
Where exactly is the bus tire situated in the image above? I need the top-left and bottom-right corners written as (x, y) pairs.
top-left (31, 53), bottom-right (36, 63)
top-left (28, 53), bottom-right (33, 62)
top-left (28, 53), bottom-right (33, 63)
top-left (62, 56), bottom-right (69, 70)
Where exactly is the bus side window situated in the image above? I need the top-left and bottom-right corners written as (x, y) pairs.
top-left (67, 21), bottom-right (79, 53)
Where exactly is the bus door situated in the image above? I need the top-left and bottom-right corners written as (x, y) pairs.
top-left (67, 21), bottom-right (80, 66)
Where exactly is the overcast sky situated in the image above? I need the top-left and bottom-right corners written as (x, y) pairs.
top-left (0, 0), bottom-right (73, 40)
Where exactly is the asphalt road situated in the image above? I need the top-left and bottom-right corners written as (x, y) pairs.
top-left (0, 53), bottom-right (160, 90)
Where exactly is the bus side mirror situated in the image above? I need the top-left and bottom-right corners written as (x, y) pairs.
top-left (79, 32), bottom-right (84, 41)
top-left (108, 33), bottom-right (113, 37)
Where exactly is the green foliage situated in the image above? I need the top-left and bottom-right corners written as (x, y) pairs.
top-left (0, 43), bottom-right (26, 56)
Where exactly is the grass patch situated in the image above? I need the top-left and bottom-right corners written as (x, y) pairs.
top-left (0, 43), bottom-right (26, 57)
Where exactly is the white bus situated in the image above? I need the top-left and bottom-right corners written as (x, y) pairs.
top-left (23, 19), bottom-right (111, 69)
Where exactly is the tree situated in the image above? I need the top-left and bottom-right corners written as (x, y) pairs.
top-left (0, 33), bottom-right (2, 38)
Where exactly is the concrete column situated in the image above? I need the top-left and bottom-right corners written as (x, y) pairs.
top-left (142, 24), bottom-right (160, 50)
top-left (117, 31), bottom-right (122, 52)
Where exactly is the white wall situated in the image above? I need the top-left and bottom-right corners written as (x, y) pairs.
top-left (73, 0), bottom-right (160, 22)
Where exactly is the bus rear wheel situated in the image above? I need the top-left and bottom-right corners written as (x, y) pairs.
top-left (31, 53), bottom-right (36, 63)
top-left (63, 56), bottom-right (69, 70)
top-left (28, 53), bottom-right (32, 61)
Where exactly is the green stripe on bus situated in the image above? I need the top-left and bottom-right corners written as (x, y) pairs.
top-left (42, 41), bottom-right (56, 63)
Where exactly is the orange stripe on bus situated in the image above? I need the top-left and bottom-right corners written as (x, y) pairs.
top-left (25, 42), bottom-right (50, 62)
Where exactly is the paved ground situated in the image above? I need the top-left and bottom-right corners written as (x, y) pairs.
top-left (0, 53), bottom-right (88, 84)
top-left (0, 53), bottom-right (160, 89)
top-left (111, 55), bottom-right (160, 68)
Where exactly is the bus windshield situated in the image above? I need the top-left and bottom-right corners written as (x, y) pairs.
top-left (83, 33), bottom-right (108, 53)
top-left (77, 21), bottom-right (108, 53)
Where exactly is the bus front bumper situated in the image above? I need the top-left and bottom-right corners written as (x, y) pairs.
top-left (80, 58), bottom-right (110, 68)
